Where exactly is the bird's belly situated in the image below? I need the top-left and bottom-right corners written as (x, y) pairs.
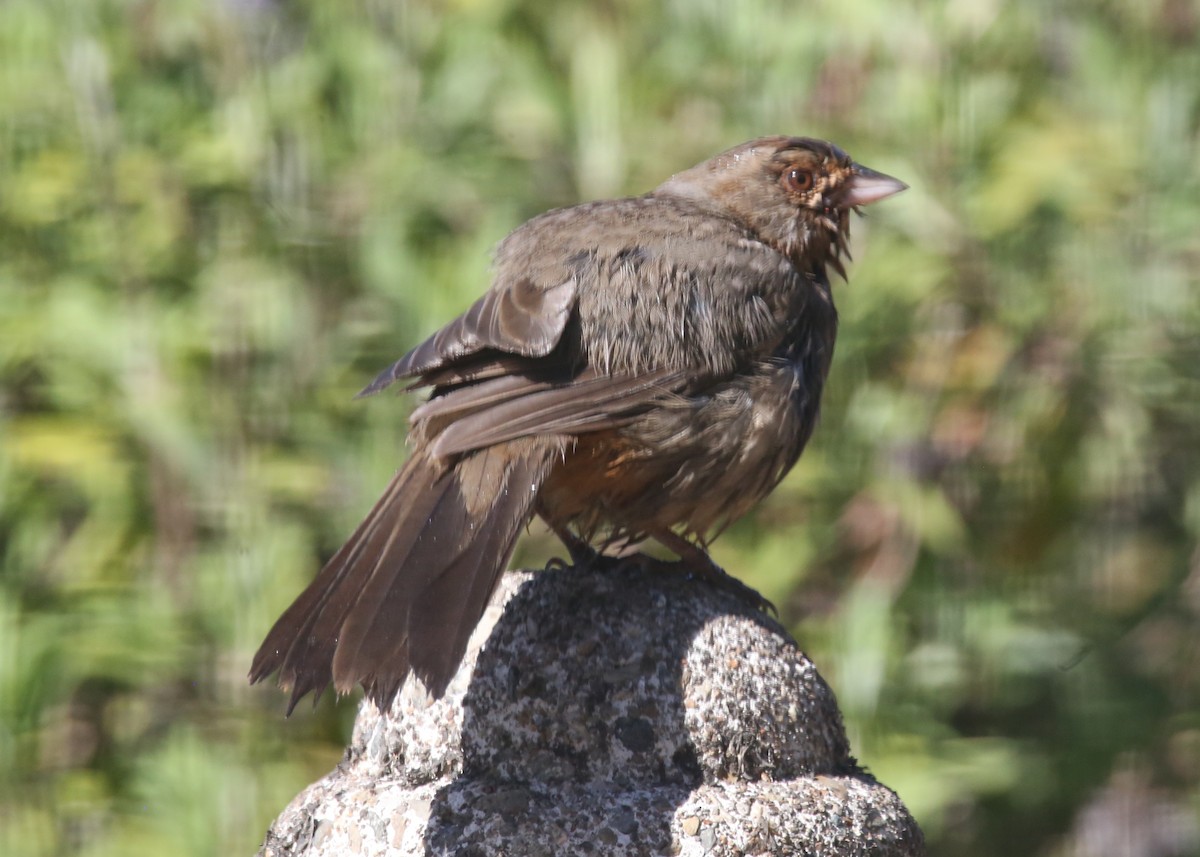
top-left (539, 361), bottom-right (815, 542)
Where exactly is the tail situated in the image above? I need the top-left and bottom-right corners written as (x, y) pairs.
top-left (249, 439), bottom-right (558, 713)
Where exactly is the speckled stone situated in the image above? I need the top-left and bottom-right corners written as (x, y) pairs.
top-left (258, 564), bottom-right (924, 856)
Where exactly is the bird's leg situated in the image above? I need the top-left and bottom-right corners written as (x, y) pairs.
top-left (542, 516), bottom-right (601, 570)
top-left (643, 528), bottom-right (777, 616)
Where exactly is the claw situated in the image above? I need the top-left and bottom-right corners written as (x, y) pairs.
top-left (543, 518), bottom-right (602, 570)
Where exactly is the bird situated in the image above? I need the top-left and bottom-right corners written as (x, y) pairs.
top-left (250, 136), bottom-right (906, 713)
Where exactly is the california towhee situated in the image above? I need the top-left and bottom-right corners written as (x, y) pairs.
top-left (251, 137), bottom-right (906, 711)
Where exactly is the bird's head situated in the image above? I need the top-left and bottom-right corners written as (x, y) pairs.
top-left (656, 136), bottom-right (907, 277)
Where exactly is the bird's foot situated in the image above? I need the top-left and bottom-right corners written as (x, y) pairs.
top-left (641, 528), bottom-right (777, 615)
top-left (544, 523), bottom-right (603, 571)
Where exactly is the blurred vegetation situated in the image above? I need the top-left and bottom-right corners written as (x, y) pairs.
top-left (1, 0), bottom-right (1198, 854)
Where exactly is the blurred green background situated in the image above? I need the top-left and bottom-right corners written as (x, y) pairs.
top-left (2, 0), bottom-right (1198, 854)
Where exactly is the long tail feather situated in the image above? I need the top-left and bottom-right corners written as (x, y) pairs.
top-left (250, 440), bottom-right (557, 712)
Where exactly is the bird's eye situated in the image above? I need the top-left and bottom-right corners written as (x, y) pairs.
top-left (783, 167), bottom-right (815, 193)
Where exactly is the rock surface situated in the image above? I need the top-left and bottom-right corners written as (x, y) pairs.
top-left (258, 564), bottom-right (924, 856)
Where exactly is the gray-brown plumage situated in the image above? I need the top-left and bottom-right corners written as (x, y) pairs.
top-left (250, 137), bottom-right (906, 712)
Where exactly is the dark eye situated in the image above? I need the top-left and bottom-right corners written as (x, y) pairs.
top-left (783, 167), bottom-right (814, 193)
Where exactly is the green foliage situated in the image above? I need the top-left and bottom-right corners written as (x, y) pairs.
top-left (2, 0), bottom-right (1198, 854)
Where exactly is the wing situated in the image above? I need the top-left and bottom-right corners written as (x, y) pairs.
top-left (356, 194), bottom-right (806, 457)
top-left (413, 366), bottom-right (690, 459)
top-left (359, 274), bottom-right (576, 397)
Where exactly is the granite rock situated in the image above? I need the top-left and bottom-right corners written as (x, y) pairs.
top-left (259, 564), bottom-right (924, 856)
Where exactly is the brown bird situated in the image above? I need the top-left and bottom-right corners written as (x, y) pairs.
top-left (250, 136), bottom-right (906, 712)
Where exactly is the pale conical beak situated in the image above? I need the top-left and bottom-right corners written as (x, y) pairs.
top-left (844, 165), bottom-right (908, 207)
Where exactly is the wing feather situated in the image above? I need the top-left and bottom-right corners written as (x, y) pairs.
top-left (359, 277), bottom-right (576, 396)
top-left (428, 369), bottom-right (687, 458)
